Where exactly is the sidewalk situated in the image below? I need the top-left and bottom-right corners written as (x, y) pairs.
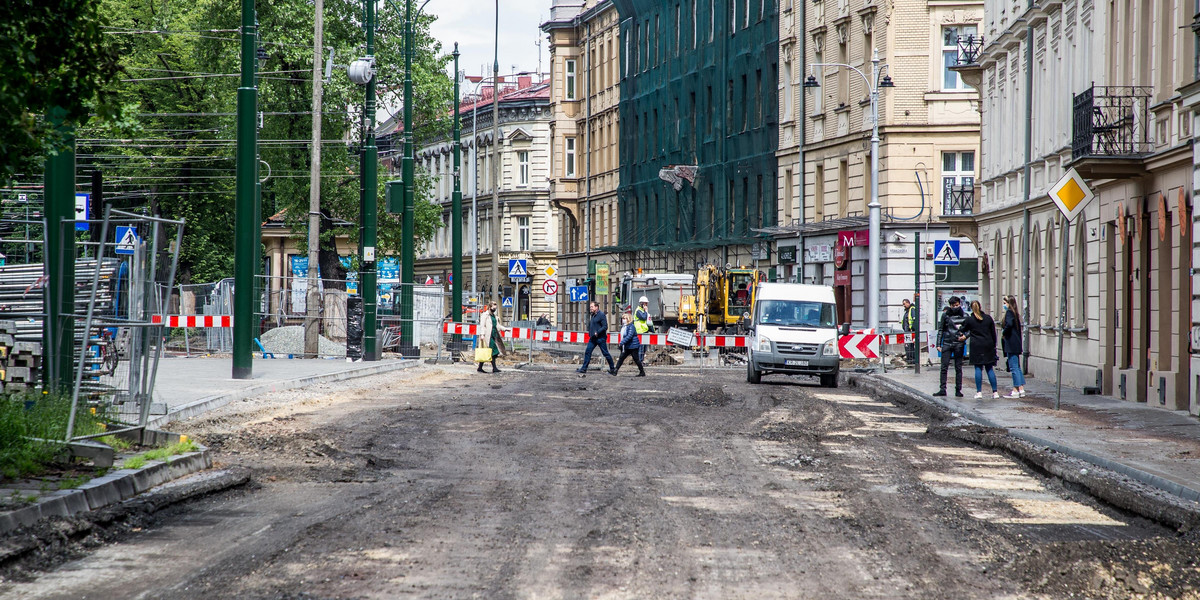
top-left (870, 364), bottom-right (1200, 504)
top-left (148, 356), bottom-right (421, 427)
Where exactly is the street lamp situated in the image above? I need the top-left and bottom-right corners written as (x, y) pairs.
top-left (805, 48), bottom-right (894, 332)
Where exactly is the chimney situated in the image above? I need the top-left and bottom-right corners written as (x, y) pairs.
top-left (518, 75), bottom-right (532, 89)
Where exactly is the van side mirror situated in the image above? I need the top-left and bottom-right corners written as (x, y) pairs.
top-left (839, 323), bottom-right (850, 336)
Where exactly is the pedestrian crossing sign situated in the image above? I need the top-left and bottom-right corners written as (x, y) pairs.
top-left (508, 259), bottom-right (527, 278)
top-left (932, 239), bottom-right (960, 266)
top-left (502, 297), bottom-right (513, 308)
top-left (114, 226), bottom-right (140, 256)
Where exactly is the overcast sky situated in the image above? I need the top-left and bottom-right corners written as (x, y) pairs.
top-left (427, 1), bottom-right (550, 81)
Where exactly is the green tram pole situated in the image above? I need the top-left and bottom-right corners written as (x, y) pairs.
top-left (43, 109), bottom-right (76, 391)
top-left (399, 0), bottom-right (416, 355)
top-left (451, 44), bottom-right (463, 327)
top-left (361, 0), bottom-right (379, 361)
top-left (233, 0), bottom-right (258, 379)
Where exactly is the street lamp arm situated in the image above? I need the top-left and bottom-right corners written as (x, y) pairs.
top-left (808, 62), bottom-right (873, 92)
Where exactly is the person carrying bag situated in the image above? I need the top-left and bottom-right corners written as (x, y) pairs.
top-left (475, 302), bottom-right (506, 374)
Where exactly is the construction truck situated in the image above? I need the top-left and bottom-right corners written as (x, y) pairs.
top-left (617, 273), bottom-right (695, 329)
top-left (679, 265), bottom-right (765, 334)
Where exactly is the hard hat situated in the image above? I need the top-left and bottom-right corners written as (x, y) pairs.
top-left (638, 295), bottom-right (649, 304)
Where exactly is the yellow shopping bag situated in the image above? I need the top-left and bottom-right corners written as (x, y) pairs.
top-left (474, 347), bottom-right (493, 363)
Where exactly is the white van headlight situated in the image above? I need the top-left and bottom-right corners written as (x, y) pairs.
top-left (821, 338), bottom-right (838, 356)
top-left (757, 335), bottom-right (772, 352)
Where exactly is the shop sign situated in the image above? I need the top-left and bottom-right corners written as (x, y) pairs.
top-left (834, 270), bottom-right (850, 286)
top-left (837, 229), bottom-right (869, 247)
top-left (804, 243), bottom-right (832, 263)
top-left (779, 245), bottom-right (798, 264)
top-left (833, 244), bottom-right (848, 268)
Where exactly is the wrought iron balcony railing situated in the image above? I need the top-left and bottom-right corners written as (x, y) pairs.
top-left (943, 184), bottom-right (974, 216)
top-left (1071, 85), bottom-right (1154, 160)
top-left (956, 35), bottom-right (985, 66)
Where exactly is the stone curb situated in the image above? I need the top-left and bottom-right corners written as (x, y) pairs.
top-left (850, 373), bottom-right (1200, 530)
top-left (0, 447), bottom-right (213, 536)
top-left (147, 359), bottom-right (421, 428)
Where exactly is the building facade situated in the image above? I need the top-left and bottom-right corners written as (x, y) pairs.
top-left (612, 0), bottom-right (779, 280)
top-left (388, 78), bottom-right (556, 323)
top-left (543, 0), bottom-right (622, 331)
top-left (969, 0), bottom-right (1196, 411)
top-left (767, 0), bottom-right (983, 332)
top-left (1186, 1), bottom-right (1200, 414)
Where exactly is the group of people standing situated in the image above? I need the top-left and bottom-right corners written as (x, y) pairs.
top-left (932, 295), bottom-right (1027, 399)
top-left (473, 297), bottom-right (654, 378)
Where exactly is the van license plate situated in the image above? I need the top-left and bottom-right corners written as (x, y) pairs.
top-left (785, 359), bottom-right (809, 367)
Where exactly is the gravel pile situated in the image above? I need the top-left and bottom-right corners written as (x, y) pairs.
top-left (259, 326), bottom-right (346, 358)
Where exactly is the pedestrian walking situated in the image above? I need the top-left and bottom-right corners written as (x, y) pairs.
top-left (634, 295), bottom-right (653, 364)
top-left (577, 301), bottom-right (616, 375)
top-left (932, 296), bottom-right (967, 397)
top-left (613, 312), bottom-right (647, 377)
top-left (901, 298), bottom-right (918, 362)
top-left (1001, 295), bottom-right (1027, 398)
top-left (961, 300), bottom-right (1000, 399)
top-left (476, 302), bottom-right (506, 374)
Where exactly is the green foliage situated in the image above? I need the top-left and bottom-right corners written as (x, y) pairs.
top-left (98, 434), bottom-right (133, 451)
top-left (0, 392), bottom-right (105, 481)
top-left (122, 455), bottom-right (145, 470)
top-left (74, 0), bottom-right (454, 284)
top-left (0, 0), bottom-right (122, 184)
top-left (121, 438), bottom-right (198, 469)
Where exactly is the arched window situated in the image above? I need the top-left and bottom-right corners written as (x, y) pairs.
top-left (992, 234), bottom-right (1003, 314)
top-left (1046, 223), bottom-right (1059, 325)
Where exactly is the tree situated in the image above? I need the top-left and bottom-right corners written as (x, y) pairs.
top-left (0, 0), bottom-right (121, 184)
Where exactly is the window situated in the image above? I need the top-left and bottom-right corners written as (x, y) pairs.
top-left (518, 216), bottom-right (530, 251)
top-left (565, 59), bottom-right (577, 100)
top-left (813, 164), bottom-right (825, 221)
top-left (518, 150), bottom-right (529, 185)
top-left (941, 151), bottom-right (975, 214)
top-left (782, 55), bottom-right (793, 122)
top-left (783, 169), bottom-right (794, 225)
top-left (942, 25), bottom-right (978, 90)
top-left (565, 137), bottom-right (576, 177)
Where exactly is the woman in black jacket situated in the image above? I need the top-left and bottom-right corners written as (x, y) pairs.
top-left (1001, 295), bottom-right (1026, 398)
top-left (959, 300), bottom-right (999, 399)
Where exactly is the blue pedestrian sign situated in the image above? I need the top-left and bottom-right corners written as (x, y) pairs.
top-left (508, 259), bottom-right (528, 278)
top-left (114, 226), bottom-right (140, 256)
top-left (933, 239), bottom-right (960, 266)
top-left (569, 286), bottom-right (589, 303)
top-left (501, 296), bottom-right (514, 308)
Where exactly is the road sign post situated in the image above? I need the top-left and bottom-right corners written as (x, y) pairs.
top-left (1048, 167), bottom-right (1095, 410)
top-left (932, 239), bottom-right (960, 266)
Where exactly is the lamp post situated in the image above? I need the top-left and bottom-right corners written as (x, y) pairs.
top-left (805, 48), bottom-right (894, 331)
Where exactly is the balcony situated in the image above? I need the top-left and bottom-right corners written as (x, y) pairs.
top-left (1070, 84), bottom-right (1153, 178)
top-left (939, 183), bottom-right (980, 245)
top-left (947, 35), bottom-right (985, 90)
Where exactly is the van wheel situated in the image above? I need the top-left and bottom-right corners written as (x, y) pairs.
top-left (747, 359), bottom-right (761, 384)
top-left (820, 374), bottom-right (838, 388)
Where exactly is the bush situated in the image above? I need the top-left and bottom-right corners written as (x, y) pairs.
top-left (0, 392), bottom-right (106, 480)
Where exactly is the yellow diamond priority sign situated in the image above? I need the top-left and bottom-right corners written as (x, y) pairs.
top-left (1048, 167), bottom-right (1095, 222)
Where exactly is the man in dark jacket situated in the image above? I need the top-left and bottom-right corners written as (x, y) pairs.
top-left (932, 296), bottom-right (967, 397)
top-left (577, 301), bottom-right (616, 375)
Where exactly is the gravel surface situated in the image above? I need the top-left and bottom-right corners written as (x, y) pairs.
top-left (258, 325), bottom-right (346, 358)
top-left (5, 367), bottom-right (1200, 599)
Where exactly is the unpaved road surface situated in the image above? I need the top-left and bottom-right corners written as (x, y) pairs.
top-left (4, 365), bottom-right (1200, 599)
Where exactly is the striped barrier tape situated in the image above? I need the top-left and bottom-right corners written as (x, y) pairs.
top-left (881, 332), bottom-right (916, 344)
top-left (443, 322), bottom-right (747, 348)
top-left (151, 315), bottom-right (233, 328)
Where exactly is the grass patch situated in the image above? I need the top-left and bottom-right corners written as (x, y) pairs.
top-left (56, 475), bottom-right (90, 490)
top-left (120, 439), bottom-right (198, 471)
top-left (98, 435), bottom-right (133, 451)
top-left (0, 392), bottom-right (107, 481)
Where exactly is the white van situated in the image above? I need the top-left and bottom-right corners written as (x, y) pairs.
top-left (746, 283), bottom-right (844, 387)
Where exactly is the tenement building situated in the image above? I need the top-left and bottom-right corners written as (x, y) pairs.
top-left (543, 0), bottom-right (622, 331)
top-left (966, 0), bottom-right (1196, 411)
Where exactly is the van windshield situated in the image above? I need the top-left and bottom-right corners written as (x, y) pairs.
top-left (756, 300), bottom-right (836, 328)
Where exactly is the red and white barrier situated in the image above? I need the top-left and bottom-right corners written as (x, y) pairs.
top-left (881, 332), bottom-right (916, 345)
top-left (443, 322), bottom-right (745, 348)
top-left (838, 333), bottom-right (879, 359)
top-left (151, 315), bottom-right (233, 328)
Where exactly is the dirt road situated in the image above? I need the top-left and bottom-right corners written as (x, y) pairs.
top-left (4, 365), bottom-right (1199, 599)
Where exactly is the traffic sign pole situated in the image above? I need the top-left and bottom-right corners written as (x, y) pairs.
top-left (1048, 167), bottom-right (1095, 411)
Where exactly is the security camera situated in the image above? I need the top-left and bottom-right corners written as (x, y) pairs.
top-left (892, 232), bottom-right (908, 241)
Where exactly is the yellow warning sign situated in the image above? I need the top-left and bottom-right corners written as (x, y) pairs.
top-left (1048, 167), bottom-right (1095, 222)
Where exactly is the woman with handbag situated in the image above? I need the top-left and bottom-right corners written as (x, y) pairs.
top-left (1001, 295), bottom-right (1027, 398)
top-left (476, 302), bottom-right (507, 373)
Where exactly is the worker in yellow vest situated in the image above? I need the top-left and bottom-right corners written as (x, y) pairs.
top-left (635, 296), bottom-right (653, 364)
